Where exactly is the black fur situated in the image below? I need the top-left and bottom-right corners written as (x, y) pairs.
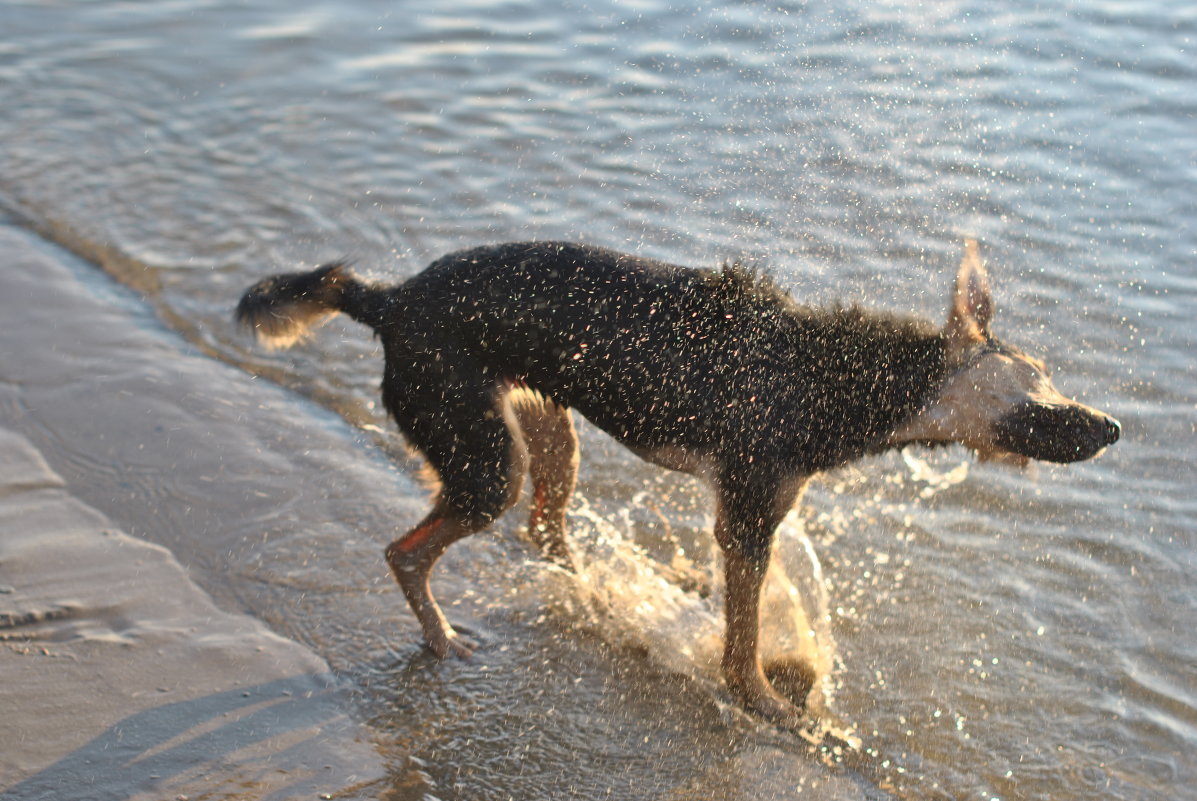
top-left (995, 400), bottom-right (1119, 462)
top-left (241, 242), bottom-right (949, 554)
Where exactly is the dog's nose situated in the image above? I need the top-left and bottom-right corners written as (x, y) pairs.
top-left (1104, 415), bottom-right (1121, 444)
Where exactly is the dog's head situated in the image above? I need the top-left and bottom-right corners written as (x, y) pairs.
top-left (893, 241), bottom-right (1120, 465)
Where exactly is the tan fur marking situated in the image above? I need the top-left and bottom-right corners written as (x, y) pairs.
top-left (509, 387), bottom-right (578, 569)
top-left (251, 302), bottom-right (338, 350)
top-left (945, 238), bottom-right (994, 356)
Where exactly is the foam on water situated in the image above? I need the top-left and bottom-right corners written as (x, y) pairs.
top-left (899, 449), bottom-right (970, 499)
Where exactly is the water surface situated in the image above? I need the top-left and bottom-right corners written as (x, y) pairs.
top-left (2, 1), bottom-right (1194, 798)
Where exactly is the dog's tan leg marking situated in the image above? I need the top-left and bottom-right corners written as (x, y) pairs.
top-left (512, 396), bottom-right (578, 570)
top-left (386, 507), bottom-right (478, 659)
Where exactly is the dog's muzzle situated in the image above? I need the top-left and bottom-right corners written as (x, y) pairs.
top-left (993, 402), bottom-right (1120, 463)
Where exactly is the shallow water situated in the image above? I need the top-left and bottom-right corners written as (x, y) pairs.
top-left (2, 1), bottom-right (1195, 799)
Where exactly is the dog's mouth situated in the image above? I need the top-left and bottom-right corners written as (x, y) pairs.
top-left (992, 402), bottom-right (1121, 464)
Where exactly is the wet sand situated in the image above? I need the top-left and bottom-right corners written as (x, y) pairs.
top-left (0, 224), bottom-right (392, 799)
top-left (0, 426), bottom-right (382, 800)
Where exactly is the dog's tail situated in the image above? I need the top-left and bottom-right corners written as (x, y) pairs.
top-left (235, 261), bottom-right (386, 349)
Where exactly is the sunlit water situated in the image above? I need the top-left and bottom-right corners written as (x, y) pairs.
top-left (2, 1), bottom-right (1194, 798)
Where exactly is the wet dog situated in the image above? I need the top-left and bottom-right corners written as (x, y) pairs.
top-left (237, 239), bottom-right (1119, 728)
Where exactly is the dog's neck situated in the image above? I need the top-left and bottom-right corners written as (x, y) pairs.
top-left (780, 307), bottom-right (950, 468)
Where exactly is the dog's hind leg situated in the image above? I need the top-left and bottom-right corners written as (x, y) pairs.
top-left (383, 374), bottom-right (529, 659)
top-left (510, 389), bottom-right (578, 570)
top-left (386, 504), bottom-right (483, 659)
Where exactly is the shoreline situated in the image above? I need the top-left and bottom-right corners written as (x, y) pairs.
top-left (0, 427), bottom-right (384, 800)
top-left (0, 224), bottom-right (389, 799)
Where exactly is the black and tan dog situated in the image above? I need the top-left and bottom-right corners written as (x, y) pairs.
top-left (237, 239), bottom-right (1119, 727)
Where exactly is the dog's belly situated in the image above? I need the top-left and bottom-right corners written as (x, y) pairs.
top-left (625, 443), bottom-right (717, 477)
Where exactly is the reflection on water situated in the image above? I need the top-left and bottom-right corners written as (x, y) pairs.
top-left (2, 0), bottom-right (1195, 798)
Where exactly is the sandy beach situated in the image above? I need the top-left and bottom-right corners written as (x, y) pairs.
top-left (0, 225), bottom-right (393, 800)
top-left (0, 427), bottom-right (383, 800)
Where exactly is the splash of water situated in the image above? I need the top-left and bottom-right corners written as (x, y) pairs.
top-left (900, 448), bottom-right (970, 498)
top-left (525, 494), bottom-right (837, 709)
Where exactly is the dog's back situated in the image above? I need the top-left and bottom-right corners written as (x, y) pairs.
top-left (420, 242), bottom-right (946, 470)
top-left (393, 241), bottom-right (797, 454)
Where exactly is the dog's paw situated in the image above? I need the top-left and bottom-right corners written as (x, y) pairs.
top-left (726, 674), bottom-right (808, 731)
top-left (762, 657), bottom-right (817, 708)
top-left (746, 690), bottom-right (808, 732)
top-left (428, 628), bottom-right (479, 660)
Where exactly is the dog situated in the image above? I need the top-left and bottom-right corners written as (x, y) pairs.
top-left (236, 239), bottom-right (1119, 728)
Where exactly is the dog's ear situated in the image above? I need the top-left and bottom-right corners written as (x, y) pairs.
top-left (945, 239), bottom-right (993, 360)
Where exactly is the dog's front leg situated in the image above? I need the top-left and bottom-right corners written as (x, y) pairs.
top-left (715, 475), bottom-right (809, 727)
